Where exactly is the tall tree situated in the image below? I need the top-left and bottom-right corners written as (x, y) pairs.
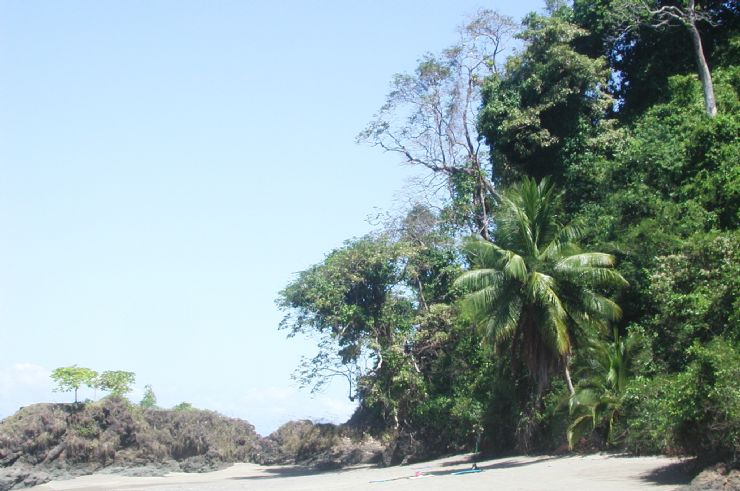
top-left (455, 178), bottom-right (627, 402)
top-left (359, 9), bottom-right (517, 240)
top-left (611, 0), bottom-right (723, 117)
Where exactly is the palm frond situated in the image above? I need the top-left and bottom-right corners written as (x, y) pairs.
top-left (559, 265), bottom-right (629, 289)
top-left (567, 414), bottom-right (594, 450)
top-left (578, 291), bottom-right (624, 322)
top-left (540, 224), bottom-right (582, 261)
top-left (460, 236), bottom-right (511, 268)
top-left (548, 305), bottom-right (572, 355)
top-left (502, 251), bottom-right (528, 281)
top-left (483, 295), bottom-right (523, 346)
top-left (527, 272), bottom-right (571, 354)
top-left (454, 268), bottom-right (505, 292)
top-left (570, 388), bottom-right (600, 410)
top-left (460, 285), bottom-right (507, 323)
top-left (528, 272), bottom-right (563, 314)
top-left (556, 253), bottom-right (615, 269)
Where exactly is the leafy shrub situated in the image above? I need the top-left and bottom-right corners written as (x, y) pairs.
top-left (623, 338), bottom-right (740, 462)
top-left (412, 395), bottom-right (483, 454)
top-left (172, 402), bottom-right (194, 412)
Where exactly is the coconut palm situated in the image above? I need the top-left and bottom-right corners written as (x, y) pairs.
top-left (454, 177), bottom-right (627, 400)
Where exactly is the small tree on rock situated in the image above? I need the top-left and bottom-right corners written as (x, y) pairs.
top-left (139, 384), bottom-right (158, 408)
top-left (96, 370), bottom-right (136, 397)
top-left (50, 366), bottom-right (98, 403)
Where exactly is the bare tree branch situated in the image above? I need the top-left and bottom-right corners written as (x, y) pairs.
top-left (358, 9), bottom-right (518, 240)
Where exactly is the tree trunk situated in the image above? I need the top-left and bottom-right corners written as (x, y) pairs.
top-left (687, 2), bottom-right (717, 117)
top-left (564, 359), bottom-right (575, 396)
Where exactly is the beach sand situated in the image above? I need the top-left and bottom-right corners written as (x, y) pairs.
top-left (27, 453), bottom-right (691, 490)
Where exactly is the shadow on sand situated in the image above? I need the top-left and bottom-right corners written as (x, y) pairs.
top-left (437, 454), bottom-right (565, 471)
top-left (638, 459), bottom-right (697, 487)
top-left (229, 464), bottom-right (355, 481)
top-left (229, 455), bottom-right (569, 482)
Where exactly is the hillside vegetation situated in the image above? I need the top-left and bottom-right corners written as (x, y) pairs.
top-left (280, 0), bottom-right (739, 468)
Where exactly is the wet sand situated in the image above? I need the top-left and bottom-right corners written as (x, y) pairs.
top-left (27, 453), bottom-right (691, 490)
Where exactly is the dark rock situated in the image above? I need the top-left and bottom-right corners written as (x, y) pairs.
top-left (97, 463), bottom-right (176, 477)
top-left (0, 464), bottom-right (51, 491)
top-left (684, 464), bottom-right (740, 491)
top-left (178, 455), bottom-right (228, 473)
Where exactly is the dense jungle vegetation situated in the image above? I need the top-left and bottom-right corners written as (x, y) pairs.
top-left (278, 0), bottom-right (739, 465)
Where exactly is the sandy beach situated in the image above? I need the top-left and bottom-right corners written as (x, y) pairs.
top-left (26, 453), bottom-right (691, 491)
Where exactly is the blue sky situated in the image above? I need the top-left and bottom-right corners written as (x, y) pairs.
top-left (0, 0), bottom-right (542, 434)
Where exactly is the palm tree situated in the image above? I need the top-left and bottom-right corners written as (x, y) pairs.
top-left (454, 177), bottom-right (627, 400)
top-left (567, 327), bottom-right (640, 449)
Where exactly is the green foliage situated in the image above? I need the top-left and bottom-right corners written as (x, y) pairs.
top-left (278, 235), bottom-right (409, 348)
top-left (454, 178), bottom-right (627, 451)
top-left (614, 70), bottom-right (739, 228)
top-left (569, 68), bottom-right (739, 369)
top-left (173, 402), bottom-right (194, 412)
top-left (50, 366), bottom-right (98, 403)
top-left (72, 419), bottom-right (100, 439)
top-left (479, 8), bottom-right (612, 184)
top-left (96, 371), bottom-right (136, 397)
top-left (278, 235), bottom-right (414, 399)
top-left (647, 231), bottom-right (740, 370)
top-left (405, 307), bottom-right (495, 453)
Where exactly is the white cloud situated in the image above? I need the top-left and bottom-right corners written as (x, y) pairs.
top-left (240, 386), bottom-right (295, 403)
top-left (0, 363), bottom-right (69, 419)
top-left (0, 363), bottom-right (51, 393)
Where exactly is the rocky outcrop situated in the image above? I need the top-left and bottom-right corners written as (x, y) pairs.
top-left (0, 399), bottom-right (261, 490)
top-left (255, 420), bottom-right (382, 469)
